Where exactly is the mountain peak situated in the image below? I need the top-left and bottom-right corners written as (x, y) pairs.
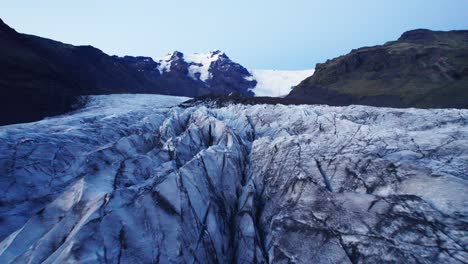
top-left (398, 29), bottom-right (437, 43)
top-left (160, 50), bottom-right (227, 61)
top-left (209, 50), bottom-right (228, 59)
top-left (0, 18), bottom-right (17, 35)
top-left (398, 28), bottom-right (468, 44)
top-left (170, 50), bottom-right (184, 59)
top-left (155, 50), bottom-right (233, 81)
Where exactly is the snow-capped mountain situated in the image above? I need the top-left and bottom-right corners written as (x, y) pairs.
top-left (153, 50), bottom-right (314, 97)
top-left (151, 50), bottom-right (315, 97)
top-left (119, 50), bottom-right (316, 98)
top-left (116, 50), bottom-right (257, 97)
top-left (157, 50), bottom-right (227, 81)
top-left (0, 94), bottom-right (466, 263)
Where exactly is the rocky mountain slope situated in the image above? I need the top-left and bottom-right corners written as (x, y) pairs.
top-left (0, 18), bottom-right (169, 126)
top-left (0, 94), bottom-right (466, 263)
top-left (288, 29), bottom-right (468, 108)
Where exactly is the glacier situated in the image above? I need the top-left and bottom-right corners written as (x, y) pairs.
top-left (0, 94), bottom-right (467, 263)
top-left (248, 69), bottom-right (315, 97)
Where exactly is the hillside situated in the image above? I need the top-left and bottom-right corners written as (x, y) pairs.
top-left (0, 18), bottom-right (167, 125)
top-left (288, 29), bottom-right (468, 108)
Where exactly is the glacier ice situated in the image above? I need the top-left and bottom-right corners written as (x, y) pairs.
top-left (0, 94), bottom-right (467, 263)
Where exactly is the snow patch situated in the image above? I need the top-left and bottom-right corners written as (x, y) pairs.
top-left (155, 51), bottom-right (225, 82)
top-left (156, 53), bottom-right (174, 74)
top-left (185, 51), bottom-right (224, 81)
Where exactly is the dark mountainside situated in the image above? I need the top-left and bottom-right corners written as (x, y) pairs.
top-left (288, 29), bottom-right (468, 108)
top-left (0, 19), bottom-right (162, 125)
top-left (0, 19), bottom-right (255, 125)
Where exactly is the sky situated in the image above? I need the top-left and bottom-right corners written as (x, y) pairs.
top-left (1, 0), bottom-right (467, 70)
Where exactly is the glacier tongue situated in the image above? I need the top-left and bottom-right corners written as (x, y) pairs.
top-left (0, 94), bottom-right (467, 263)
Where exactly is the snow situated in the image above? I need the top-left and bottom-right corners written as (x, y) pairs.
top-left (155, 51), bottom-right (225, 81)
top-left (249, 69), bottom-right (315, 97)
top-left (185, 51), bottom-right (224, 81)
top-left (156, 53), bottom-right (173, 74)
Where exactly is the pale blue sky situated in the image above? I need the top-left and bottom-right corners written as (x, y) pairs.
top-left (1, 0), bottom-right (467, 70)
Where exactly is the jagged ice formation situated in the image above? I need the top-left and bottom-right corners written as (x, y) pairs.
top-left (0, 94), bottom-right (467, 263)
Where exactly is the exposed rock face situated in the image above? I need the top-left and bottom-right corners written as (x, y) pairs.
top-left (288, 29), bottom-right (468, 108)
top-left (0, 94), bottom-right (467, 263)
top-left (206, 51), bottom-right (256, 96)
top-left (113, 56), bottom-right (162, 79)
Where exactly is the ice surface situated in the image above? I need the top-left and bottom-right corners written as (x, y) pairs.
top-left (0, 94), bottom-right (467, 263)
